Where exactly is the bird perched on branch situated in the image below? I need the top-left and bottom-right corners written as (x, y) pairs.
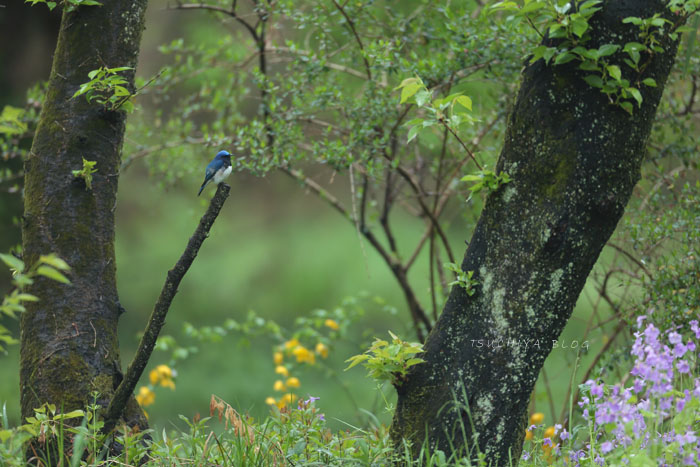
top-left (198, 150), bottom-right (233, 196)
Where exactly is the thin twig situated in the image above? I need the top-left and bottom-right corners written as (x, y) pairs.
top-left (171, 2), bottom-right (259, 41)
top-left (331, 0), bottom-right (372, 80)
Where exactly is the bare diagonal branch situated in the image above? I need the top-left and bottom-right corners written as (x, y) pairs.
top-left (103, 183), bottom-right (231, 434)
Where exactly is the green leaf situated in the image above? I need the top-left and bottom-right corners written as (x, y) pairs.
top-left (36, 266), bottom-right (71, 284)
top-left (407, 125), bottom-right (420, 144)
top-left (394, 77), bottom-right (419, 90)
top-left (399, 83), bottom-right (421, 104)
top-left (607, 65), bottom-right (622, 81)
top-left (622, 16), bottom-right (642, 25)
top-left (455, 95), bottom-right (472, 111)
top-left (584, 74), bottom-right (604, 88)
top-left (344, 354), bottom-right (368, 370)
top-left (571, 18), bottom-right (589, 38)
top-left (642, 77), bottom-right (657, 87)
top-left (54, 409), bottom-right (85, 421)
top-left (414, 90), bottom-right (431, 107)
top-left (598, 44), bottom-right (619, 57)
top-left (553, 52), bottom-right (576, 65)
top-left (15, 293), bottom-right (39, 302)
top-left (620, 101), bottom-right (634, 115)
top-left (39, 254), bottom-right (70, 271)
top-left (0, 253), bottom-right (24, 272)
top-left (628, 87), bottom-right (643, 107)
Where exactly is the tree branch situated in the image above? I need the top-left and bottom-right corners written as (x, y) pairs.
top-left (171, 2), bottom-right (260, 41)
top-left (102, 183), bottom-right (231, 434)
top-left (331, 0), bottom-right (372, 80)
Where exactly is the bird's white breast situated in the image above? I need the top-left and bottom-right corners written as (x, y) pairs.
top-left (213, 166), bottom-right (232, 184)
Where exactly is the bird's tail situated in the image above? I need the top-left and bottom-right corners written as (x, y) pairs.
top-left (197, 182), bottom-right (207, 196)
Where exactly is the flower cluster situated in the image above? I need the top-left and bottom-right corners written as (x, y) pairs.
top-left (266, 320), bottom-right (337, 409)
top-left (573, 318), bottom-right (700, 465)
top-left (134, 364), bottom-right (177, 415)
top-left (522, 412), bottom-right (567, 463)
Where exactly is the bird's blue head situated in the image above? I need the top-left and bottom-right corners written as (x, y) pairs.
top-left (216, 150), bottom-right (232, 159)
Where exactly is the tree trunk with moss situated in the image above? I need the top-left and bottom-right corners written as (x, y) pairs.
top-left (390, 1), bottom-right (681, 463)
top-left (20, 1), bottom-right (147, 428)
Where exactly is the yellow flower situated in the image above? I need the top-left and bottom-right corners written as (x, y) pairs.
top-left (525, 430), bottom-right (533, 441)
top-left (529, 412), bottom-right (544, 425)
top-left (135, 386), bottom-right (155, 407)
top-left (280, 393), bottom-right (296, 406)
top-left (315, 342), bottom-right (329, 358)
top-left (284, 338), bottom-right (300, 350)
top-left (273, 380), bottom-right (286, 392)
top-left (292, 345), bottom-right (316, 364)
top-left (273, 351), bottom-right (284, 365)
top-left (286, 377), bottom-right (300, 388)
top-left (149, 364), bottom-right (176, 390)
top-left (324, 319), bottom-right (339, 331)
top-left (265, 397), bottom-right (276, 406)
top-left (275, 365), bottom-right (289, 377)
top-left (543, 426), bottom-right (555, 439)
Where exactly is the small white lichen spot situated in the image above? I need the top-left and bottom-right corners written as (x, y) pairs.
top-left (503, 185), bottom-right (517, 203)
top-left (491, 288), bottom-right (508, 336)
top-left (475, 394), bottom-right (494, 424)
top-left (479, 267), bottom-right (493, 294)
top-left (548, 269), bottom-right (565, 298)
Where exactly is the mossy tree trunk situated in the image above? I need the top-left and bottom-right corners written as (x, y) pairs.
top-left (390, 1), bottom-right (681, 463)
top-left (20, 1), bottom-right (147, 427)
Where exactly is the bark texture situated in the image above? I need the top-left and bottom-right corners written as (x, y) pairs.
top-left (390, 1), bottom-right (681, 463)
top-left (20, 1), bottom-right (147, 425)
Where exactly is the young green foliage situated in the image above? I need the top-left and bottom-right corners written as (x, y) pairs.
top-left (461, 169), bottom-right (511, 199)
top-left (0, 106), bottom-right (28, 136)
top-left (24, 0), bottom-right (101, 12)
top-left (0, 253), bottom-right (71, 352)
top-left (72, 67), bottom-right (135, 113)
top-left (71, 158), bottom-right (98, 190)
top-left (492, 0), bottom-right (698, 114)
top-left (445, 262), bottom-right (479, 296)
top-left (345, 331), bottom-right (425, 386)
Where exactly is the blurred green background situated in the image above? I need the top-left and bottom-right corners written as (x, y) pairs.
top-left (0, 0), bottom-right (621, 435)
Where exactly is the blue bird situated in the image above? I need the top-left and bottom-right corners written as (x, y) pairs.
top-left (198, 150), bottom-right (233, 196)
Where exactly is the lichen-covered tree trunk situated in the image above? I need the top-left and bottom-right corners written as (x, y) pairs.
top-left (20, 1), bottom-right (147, 426)
top-left (391, 1), bottom-right (681, 463)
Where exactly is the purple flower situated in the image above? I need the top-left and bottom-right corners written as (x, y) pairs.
top-left (560, 428), bottom-right (570, 441)
top-left (522, 451), bottom-right (530, 461)
top-left (569, 449), bottom-right (586, 466)
top-left (674, 342), bottom-right (689, 358)
top-left (669, 331), bottom-right (683, 345)
top-left (318, 413), bottom-right (325, 421)
top-left (554, 423), bottom-right (562, 435)
top-left (305, 396), bottom-right (320, 404)
top-left (589, 380), bottom-right (604, 398)
top-left (600, 441), bottom-right (614, 453)
top-left (677, 360), bottom-right (691, 373)
top-left (543, 438), bottom-right (552, 447)
top-left (636, 315), bottom-right (647, 329)
top-left (595, 455), bottom-right (605, 466)
top-left (676, 430), bottom-right (697, 446)
top-left (677, 396), bottom-right (687, 412)
top-left (690, 320), bottom-right (700, 339)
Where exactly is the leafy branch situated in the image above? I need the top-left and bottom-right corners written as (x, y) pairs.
top-left (72, 67), bottom-right (136, 112)
top-left (0, 253), bottom-right (71, 352)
